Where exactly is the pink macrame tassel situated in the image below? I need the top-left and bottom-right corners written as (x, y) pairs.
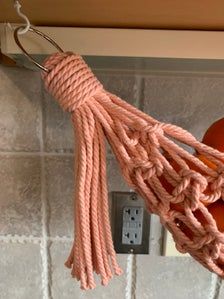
top-left (42, 52), bottom-right (224, 290)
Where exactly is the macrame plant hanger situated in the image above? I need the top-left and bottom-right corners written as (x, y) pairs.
top-left (13, 24), bottom-right (224, 290)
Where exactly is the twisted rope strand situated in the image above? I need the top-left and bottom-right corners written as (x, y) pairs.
top-left (93, 120), bottom-right (113, 283)
top-left (96, 120), bottom-right (123, 276)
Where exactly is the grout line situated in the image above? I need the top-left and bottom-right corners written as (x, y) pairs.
top-left (123, 75), bottom-right (141, 299)
top-left (0, 234), bottom-right (73, 243)
top-left (211, 275), bottom-right (222, 299)
top-left (0, 234), bottom-right (41, 244)
top-left (40, 157), bottom-right (51, 299)
top-left (208, 273), bottom-right (217, 299)
top-left (208, 273), bottom-right (221, 299)
top-left (134, 75), bottom-right (143, 110)
top-left (159, 226), bottom-right (166, 256)
top-left (93, 67), bottom-right (224, 77)
top-left (132, 254), bottom-right (137, 299)
top-left (125, 74), bottom-right (142, 299)
top-left (138, 76), bottom-right (145, 112)
top-left (40, 85), bottom-right (51, 299)
top-left (0, 151), bottom-right (74, 156)
top-left (125, 253), bottom-right (137, 299)
top-left (93, 68), bottom-right (141, 75)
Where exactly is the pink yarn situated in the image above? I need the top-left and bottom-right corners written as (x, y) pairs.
top-left (42, 52), bottom-right (224, 290)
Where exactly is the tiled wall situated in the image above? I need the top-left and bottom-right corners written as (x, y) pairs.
top-left (1, 61), bottom-right (224, 299)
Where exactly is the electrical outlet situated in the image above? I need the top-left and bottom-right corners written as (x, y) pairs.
top-left (111, 192), bottom-right (150, 254)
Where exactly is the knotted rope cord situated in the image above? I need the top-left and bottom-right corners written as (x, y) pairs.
top-left (42, 52), bottom-right (224, 290)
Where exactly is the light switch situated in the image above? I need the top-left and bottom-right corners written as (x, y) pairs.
top-left (163, 230), bottom-right (189, 257)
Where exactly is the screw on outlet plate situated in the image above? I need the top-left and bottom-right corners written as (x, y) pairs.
top-left (131, 194), bottom-right (137, 201)
top-left (111, 192), bottom-right (150, 254)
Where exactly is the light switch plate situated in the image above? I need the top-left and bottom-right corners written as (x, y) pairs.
top-left (163, 230), bottom-right (189, 257)
top-left (111, 192), bottom-right (150, 254)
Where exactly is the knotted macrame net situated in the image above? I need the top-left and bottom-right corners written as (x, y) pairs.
top-left (41, 52), bottom-right (224, 290)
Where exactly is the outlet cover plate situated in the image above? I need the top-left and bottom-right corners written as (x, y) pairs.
top-left (111, 191), bottom-right (150, 254)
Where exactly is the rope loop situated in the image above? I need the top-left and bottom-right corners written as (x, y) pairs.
top-left (42, 52), bottom-right (103, 112)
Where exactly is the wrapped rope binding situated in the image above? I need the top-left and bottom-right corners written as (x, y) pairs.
top-left (42, 52), bottom-right (224, 290)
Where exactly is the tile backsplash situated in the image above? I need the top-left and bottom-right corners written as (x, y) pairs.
top-left (0, 62), bottom-right (224, 299)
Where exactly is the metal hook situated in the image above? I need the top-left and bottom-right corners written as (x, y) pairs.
top-left (13, 0), bottom-right (31, 35)
top-left (14, 26), bottom-right (64, 72)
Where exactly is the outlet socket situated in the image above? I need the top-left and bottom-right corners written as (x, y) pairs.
top-left (122, 206), bottom-right (144, 245)
top-left (111, 192), bottom-right (150, 254)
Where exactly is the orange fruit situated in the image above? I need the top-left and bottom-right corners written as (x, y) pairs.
top-left (197, 154), bottom-right (217, 171)
top-left (187, 201), bottom-right (224, 236)
top-left (202, 118), bottom-right (224, 152)
top-left (201, 118), bottom-right (224, 233)
top-left (207, 200), bottom-right (224, 232)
